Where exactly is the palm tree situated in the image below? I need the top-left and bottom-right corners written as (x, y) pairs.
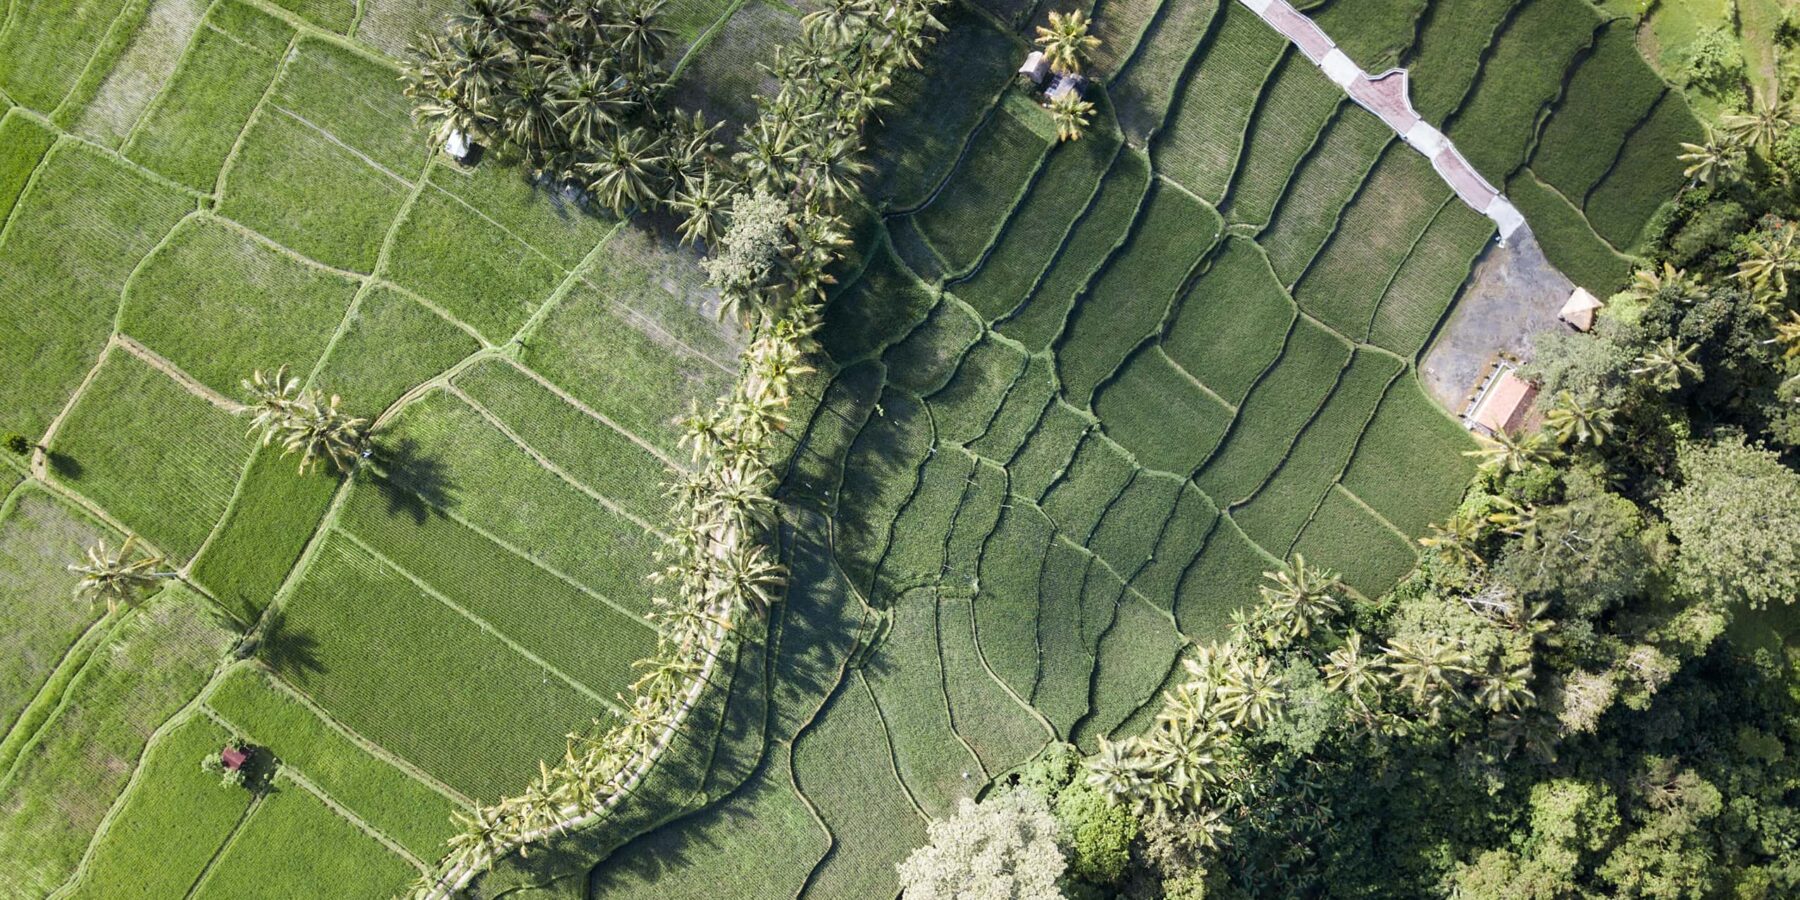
top-left (242, 367), bottom-right (369, 474)
top-left (1627, 260), bottom-right (1702, 303)
top-left (713, 542), bottom-right (783, 616)
top-left (69, 536), bottom-right (171, 613)
top-left (1085, 734), bottom-right (1147, 801)
top-left (1382, 636), bottom-right (1471, 708)
top-left (800, 136), bottom-right (870, 205)
top-left (455, 0), bottom-right (535, 48)
top-left (447, 804), bottom-right (511, 872)
top-left (1463, 429), bottom-right (1556, 474)
top-left (1485, 497), bottom-right (1541, 545)
top-left (1677, 129), bottom-right (1745, 186)
top-left (1736, 222), bottom-right (1800, 301)
top-left (1630, 338), bottom-right (1702, 391)
top-left (550, 63), bottom-right (628, 149)
top-left (1473, 662), bottom-right (1536, 713)
top-left (581, 126), bottom-right (666, 215)
top-left (734, 116), bottom-right (805, 192)
top-left (1213, 655), bottom-right (1283, 729)
top-left (1720, 93), bottom-right (1797, 158)
top-left (1047, 91), bottom-right (1093, 142)
top-left (1419, 511), bottom-right (1485, 569)
top-left (1258, 554), bottom-right (1342, 640)
top-left (801, 0), bottom-right (875, 47)
top-left (1035, 9), bottom-right (1100, 76)
top-left (1769, 310), bottom-right (1800, 359)
top-left (609, 0), bottom-right (671, 76)
top-left (669, 170), bottom-right (733, 246)
top-left (1321, 632), bottom-right (1387, 711)
top-left (1544, 390), bottom-right (1615, 447)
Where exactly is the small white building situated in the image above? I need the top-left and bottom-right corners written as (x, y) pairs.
top-left (444, 129), bottom-right (471, 161)
top-left (1018, 51), bottom-right (1049, 87)
top-left (1559, 287), bottom-right (1603, 332)
top-left (1047, 72), bottom-right (1088, 102)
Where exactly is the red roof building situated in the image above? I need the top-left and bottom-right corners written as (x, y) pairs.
top-left (221, 746), bottom-right (249, 772)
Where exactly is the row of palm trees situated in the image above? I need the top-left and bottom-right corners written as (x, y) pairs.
top-left (412, 0), bottom-right (951, 892)
top-left (1083, 554), bottom-right (1539, 841)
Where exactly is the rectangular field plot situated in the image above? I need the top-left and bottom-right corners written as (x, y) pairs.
top-left (1195, 316), bottom-right (1351, 505)
top-left (1294, 146), bottom-right (1451, 339)
top-left (381, 183), bottom-right (568, 340)
top-left (1155, 0), bottom-right (1290, 202)
top-left (0, 0), bottom-right (132, 111)
top-left (1089, 470), bottom-right (1183, 581)
top-left (1221, 53), bottom-right (1342, 228)
top-left (927, 336), bottom-right (1028, 447)
top-left (1338, 375), bottom-right (1475, 536)
top-left (878, 448), bottom-right (976, 584)
top-left (120, 216), bottom-right (361, 394)
top-left (188, 444), bottom-right (339, 621)
top-left (268, 38), bottom-right (422, 176)
top-left (338, 478), bottom-right (662, 702)
top-left (429, 155), bottom-right (616, 270)
top-left (999, 148), bottom-right (1151, 352)
top-left (61, 716), bottom-right (249, 900)
top-left (1293, 485), bottom-right (1418, 597)
top-left (70, 0), bottom-right (209, 148)
top-left (913, 96), bottom-right (1053, 277)
top-left (952, 127), bottom-right (1120, 323)
top-left (864, 3), bottom-right (1019, 208)
top-left (1108, 0), bottom-right (1219, 141)
top-left (1529, 21), bottom-right (1668, 202)
top-left (0, 140), bottom-right (190, 440)
top-left (0, 112), bottom-right (57, 222)
top-left (454, 357), bottom-right (671, 521)
top-left (1260, 106), bottom-right (1392, 285)
top-left (1368, 199), bottom-right (1495, 357)
top-left (790, 678), bottom-right (928, 900)
top-left (0, 487), bottom-right (113, 736)
top-left (48, 350), bottom-right (250, 561)
top-left (1055, 180), bottom-right (1221, 402)
top-left (1087, 0), bottom-right (1163, 76)
top-left (1094, 348), bottom-right (1234, 475)
top-left (316, 285), bottom-right (482, 418)
top-left (1309, 0), bottom-right (1427, 71)
top-left (1402, 0), bottom-right (1516, 122)
top-left (373, 390), bottom-right (661, 612)
top-left (1583, 91), bottom-right (1704, 251)
top-left (975, 503), bottom-right (1055, 698)
top-left (1043, 431), bottom-right (1138, 542)
top-left (1445, 0), bottom-right (1603, 181)
top-left (1174, 515), bottom-right (1270, 638)
top-left (968, 353), bottom-right (1056, 463)
top-left (1007, 400), bottom-right (1091, 501)
top-left (123, 0), bottom-right (293, 193)
top-left (1231, 350), bottom-right (1400, 553)
top-left (1507, 170), bottom-right (1633, 294)
top-left (189, 774), bottom-right (417, 899)
top-left (666, 0), bottom-right (796, 131)
top-left (1163, 237), bottom-right (1296, 405)
top-left (204, 665), bottom-right (463, 859)
top-left (0, 588), bottom-right (234, 898)
top-left (821, 241), bottom-right (937, 366)
top-left (272, 533), bottom-right (606, 799)
top-left (353, 0), bottom-right (458, 58)
top-left (220, 108), bottom-right (415, 274)
top-left (834, 390), bottom-right (933, 595)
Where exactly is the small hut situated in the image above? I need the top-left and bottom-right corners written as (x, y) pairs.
top-left (1466, 366), bottom-right (1537, 438)
top-left (1047, 72), bottom-right (1088, 102)
top-left (220, 746), bottom-right (249, 773)
top-left (444, 129), bottom-right (473, 162)
top-left (1018, 51), bottom-right (1049, 87)
top-left (1559, 287), bottom-right (1603, 332)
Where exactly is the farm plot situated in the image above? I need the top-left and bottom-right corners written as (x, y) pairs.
top-left (188, 773), bottom-right (418, 899)
top-left (1444, 0), bottom-right (1603, 181)
top-left (912, 95), bottom-right (1054, 277)
top-left (1155, 0), bottom-right (1290, 203)
top-left (0, 487), bottom-right (114, 735)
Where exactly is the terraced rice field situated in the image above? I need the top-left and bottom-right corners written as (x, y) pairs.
top-left (0, 0), bottom-right (1698, 895)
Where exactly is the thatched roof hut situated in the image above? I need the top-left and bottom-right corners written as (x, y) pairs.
top-left (1559, 287), bottom-right (1603, 332)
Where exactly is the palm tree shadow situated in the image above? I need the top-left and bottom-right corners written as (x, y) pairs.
top-left (366, 437), bottom-right (458, 523)
top-left (254, 606), bottom-right (325, 681)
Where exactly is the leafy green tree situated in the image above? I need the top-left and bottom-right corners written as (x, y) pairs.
top-left (1053, 781), bottom-right (1137, 885)
top-left (1661, 434), bottom-right (1800, 607)
top-left (895, 791), bottom-right (1066, 900)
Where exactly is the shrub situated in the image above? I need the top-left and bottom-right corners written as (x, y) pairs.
top-left (895, 791), bottom-right (1066, 900)
top-left (1053, 780), bottom-right (1138, 885)
top-left (3, 433), bottom-right (31, 456)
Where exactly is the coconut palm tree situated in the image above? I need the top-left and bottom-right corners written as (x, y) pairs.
top-left (801, 0), bottom-right (875, 46)
top-left (581, 125), bottom-right (666, 215)
top-left (1419, 511), bottom-right (1485, 569)
top-left (1213, 655), bottom-right (1283, 729)
top-left (735, 116), bottom-right (805, 192)
top-left (1473, 661), bottom-right (1536, 713)
top-left (1630, 338), bottom-right (1703, 391)
top-left (1463, 429), bottom-right (1556, 474)
top-left (1485, 497), bottom-right (1541, 545)
top-left (69, 536), bottom-right (171, 613)
top-left (669, 170), bottom-right (733, 246)
top-left (1035, 9), bottom-right (1100, 76)
top-left (456, 0), bottom-right (536, 48)
top-left (1382, 636), bottom-right (1471, 708)
top-left (242, 367), bottom-right (369, 474)
top-left (550, 63), bottom-right (628, 149)
top-left (1544, 390), bottom-right (1615, 447)
top-left (1678, 129), bottom-right (1745, 186)
top-left (1720, 93), bottom-right (1797, 158)
top-left (1047, 91), bottom-right (1093, 142)
top-left (447, 803), bottom-right (511, 872)
top-left (1627, 260), bottom-right (1702, 303)
top-left (1321, 632), bottom-right (1387, 711)
top-left (609, 0), bottom-right (671, 76)
top-left (714, 543), bottom-right (783, 616)
top-left (1769, 310), bottom-right (1800, 359)
top-left (1085, 734), bottom-right (1148, 801)
top-left (1736, 222), bottom-right (1800, 301)
top-left (1258, 554), bottom-right (1342, 640)
top-left (800, 135), bottom-right (870, 205)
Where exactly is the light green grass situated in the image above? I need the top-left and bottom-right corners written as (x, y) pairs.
top-left (0, 587), bottom-right (234, 897)
top-left (1163, 237), bottom-right (1296, 405)
top-left (0, 112), bottom-right (58, 224)
top-left (189, 772), bottom-right (417, 899)
top-left (120, 215), bottom-right (361, 394)
top-left (204, 665), bottom-right (462, 859)
top-left (0, 486), bottom-right (113, 736)
top-left (188, 443), bottom-right (340, 622)
top-left (63, 716), bottom-right (249, 900)
top-left (0, 0), bottom-right (133, 111)
top-left (1339, 375), bottom-right (1477, 537)
top-left (48, 350), bottom-right (250, 561)
top-left (315, 284), bottom-right (482, 418)
top-left (0, 140), bottom-right (190, 440)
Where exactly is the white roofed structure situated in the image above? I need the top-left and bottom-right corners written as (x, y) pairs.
top-left (1559, 287), bottom-right (1603, 332)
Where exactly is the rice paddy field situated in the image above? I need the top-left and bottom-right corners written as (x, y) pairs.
top-left (0, 0), bottom-right (1697, 895)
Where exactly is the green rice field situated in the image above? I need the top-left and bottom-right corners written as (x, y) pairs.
top-left (0, 0), bottom-right (1700, 894)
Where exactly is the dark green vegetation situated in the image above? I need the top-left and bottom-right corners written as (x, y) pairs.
top-left (0, 0), bottom-right (1722, 895)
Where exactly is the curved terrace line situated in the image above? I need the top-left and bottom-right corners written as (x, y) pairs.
top-left (1238, 0), bottom-right (1527, 243)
